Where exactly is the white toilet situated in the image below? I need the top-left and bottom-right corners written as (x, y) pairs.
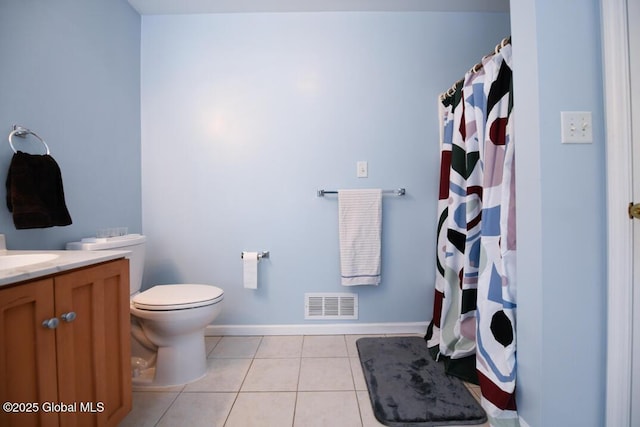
top-left (66, 234), bottom-right (224, 387)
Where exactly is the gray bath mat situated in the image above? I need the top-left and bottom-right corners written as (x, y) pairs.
top-left (356, 336), bottom-right (487, 426)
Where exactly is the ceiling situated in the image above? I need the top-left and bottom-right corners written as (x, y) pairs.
top-left (127, 0), bottom-right (510, 15)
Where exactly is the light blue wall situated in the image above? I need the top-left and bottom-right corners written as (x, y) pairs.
top-left (0, 0), bottom-right (141, 250)
top-left (511, 0), bottom-right (607, 426)
top-left (140, 12), bottom-right (511, 325)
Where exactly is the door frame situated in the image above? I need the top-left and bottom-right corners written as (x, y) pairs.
top-left (602, 0), bottom-right (634, 425)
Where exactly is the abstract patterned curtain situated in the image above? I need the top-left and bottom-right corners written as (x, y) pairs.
top-left (425, 39), bottom-right (518, 426)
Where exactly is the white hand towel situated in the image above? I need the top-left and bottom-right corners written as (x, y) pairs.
top-left (338, 189), bottom-right (382, 286)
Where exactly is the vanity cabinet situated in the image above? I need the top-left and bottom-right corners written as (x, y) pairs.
top-left (0, 258), bottom-right (132, 427)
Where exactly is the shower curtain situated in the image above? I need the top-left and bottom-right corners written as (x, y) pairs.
top-left (426, 42), bottom-right (519, 426)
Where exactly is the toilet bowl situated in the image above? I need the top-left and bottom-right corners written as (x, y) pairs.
top-left (130, 283), bottom-right (223, 386)
top-left (66, 234), bottom-right (224, 387)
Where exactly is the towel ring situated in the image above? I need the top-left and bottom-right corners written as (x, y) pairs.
top-left (8, 126), bottom-right (50, 155)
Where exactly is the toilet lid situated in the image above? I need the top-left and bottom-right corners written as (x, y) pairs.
top-left (132, 284), bottom-right (224, 311)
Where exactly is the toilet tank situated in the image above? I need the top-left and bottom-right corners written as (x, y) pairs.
top-left (66, 234), bottom-right (146, 295)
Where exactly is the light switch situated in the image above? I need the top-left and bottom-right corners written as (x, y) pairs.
top-left (357, 161), bottom-right (368, 178)
top-left (561, 111), bottom-right (593, 143)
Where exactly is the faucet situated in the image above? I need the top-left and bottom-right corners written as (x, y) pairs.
top-left (0, 234), bottom-right (6, 253)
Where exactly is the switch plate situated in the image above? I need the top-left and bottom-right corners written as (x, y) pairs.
top-left (561, 111), bottom-right (593, 143)
top-left (357, 161), bottom-right (368, 178)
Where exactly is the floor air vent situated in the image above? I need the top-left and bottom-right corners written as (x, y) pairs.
top-left (305, 293), bottom-right (358, 320)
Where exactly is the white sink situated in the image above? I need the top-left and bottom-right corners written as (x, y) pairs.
top-left (0, 253), bottom-right (60, 270)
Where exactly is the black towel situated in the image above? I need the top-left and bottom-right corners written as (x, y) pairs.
top-left (6, 151), bottom-right (72, 229)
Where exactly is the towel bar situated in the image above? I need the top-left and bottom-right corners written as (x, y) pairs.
top-left (241, 251), bottom-right (269, 260)
top-left (317, 188), bottom-right (405, 197)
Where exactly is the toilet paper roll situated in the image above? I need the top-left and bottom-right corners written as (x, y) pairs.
top-left (243, 251), bottom-right (258, 289)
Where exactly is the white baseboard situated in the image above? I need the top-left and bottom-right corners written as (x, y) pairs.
top-left (205, 322), bottom-right (428, 336)
top-left (519, 416), bottom-right (531, 427)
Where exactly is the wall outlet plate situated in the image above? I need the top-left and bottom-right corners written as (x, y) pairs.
top-left (561, 111), bottom-right (593, 143)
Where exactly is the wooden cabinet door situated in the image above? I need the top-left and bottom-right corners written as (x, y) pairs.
top-left (0, 279), bottom-right (59, 427)
top-left (55, 259), bottom-right (132, 427)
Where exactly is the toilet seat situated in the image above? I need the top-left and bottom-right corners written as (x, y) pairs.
top-left (132, 284), bottom-right (224, 311)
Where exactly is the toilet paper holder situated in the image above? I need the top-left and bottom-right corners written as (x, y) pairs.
top-left (241, 251), bottom-right (269, 260)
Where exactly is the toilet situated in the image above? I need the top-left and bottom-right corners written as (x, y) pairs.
top-left (66, 234), bottom-right (224, 387)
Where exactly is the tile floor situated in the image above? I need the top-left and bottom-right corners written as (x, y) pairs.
top-left (120, 335), bottom-right (487, 427)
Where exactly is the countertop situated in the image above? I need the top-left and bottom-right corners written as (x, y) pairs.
top-left (0, 250), bottom-right (130, 287)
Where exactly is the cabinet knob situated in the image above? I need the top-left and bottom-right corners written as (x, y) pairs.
top-left (60, 312), bottom-right (77, 322)
top-left (42, 318), bottom-right (59, 329)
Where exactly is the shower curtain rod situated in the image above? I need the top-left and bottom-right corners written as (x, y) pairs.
top-left (439, 36), bottom-right (511, 102)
